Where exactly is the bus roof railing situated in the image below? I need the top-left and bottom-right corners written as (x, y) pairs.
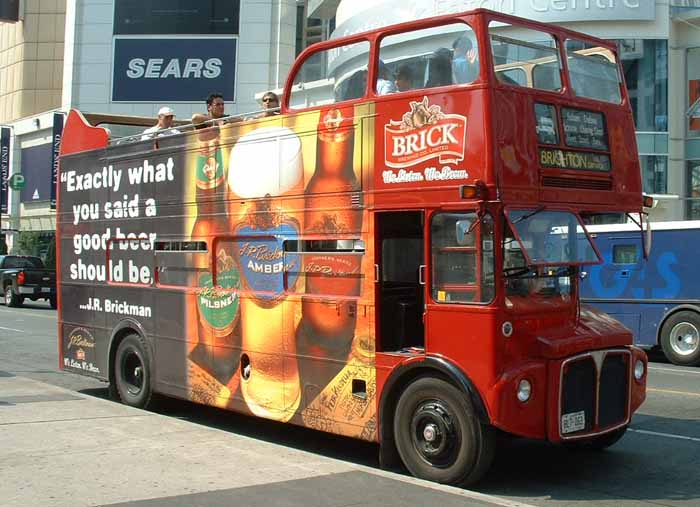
top-left (85, 107), bottom-right (282, 146)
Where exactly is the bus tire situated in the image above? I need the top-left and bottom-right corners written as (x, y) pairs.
top-left (660, 311), bottom-right (700, 366)
top-left (564, 426), bottom-right (627, 451)
top-left (114, 333), bottom-right (153, 409)
top-left (393, 377), bottom-right (495, 487)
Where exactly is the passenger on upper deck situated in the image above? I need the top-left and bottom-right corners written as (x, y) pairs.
top-left (376, 61), bottom-right (398, 95)
top-left (452, 35), bottom-right (479, 84)
top-left (191, 93), bottom-right (226, 128)
top-left (425, 48), bottom-right (453, 88)
top-left (256, 91), bottom-right (281, 118)
top-left (395, 64), bottom-right (414, 92)
top-left (141, 106), bottom-right (181, 140)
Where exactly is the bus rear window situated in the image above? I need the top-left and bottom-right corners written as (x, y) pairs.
top-left (565, 39), bottom-right (622, 104)
top-left (489, 23), bottom-right (562, 92)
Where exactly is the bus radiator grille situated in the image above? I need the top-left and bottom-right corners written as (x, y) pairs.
top-left (559, 350), bottom-right (631, 439)
top-left (542, 176), bottom-right (612, 191)
top-left (598, 353), bottom-right (629, 428)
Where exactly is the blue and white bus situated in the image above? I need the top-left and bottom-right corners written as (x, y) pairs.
top-left (580, 220), bottom-right (700, 366)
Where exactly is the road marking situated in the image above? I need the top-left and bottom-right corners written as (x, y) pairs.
top-left (0, 308), bottom-right (56, 320)
top-left (649, 366), bottom-right (700, 377)
top-left (647, 387), bottom-right (700, 398)
top-left (0, 325), bottom-right (24, 333)
top-left (630, 428), bottom-right (700, 443)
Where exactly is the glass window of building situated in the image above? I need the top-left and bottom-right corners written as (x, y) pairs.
top-left (618, 40), bottom-right (668, 132)
top-left (689, 48), bottom-right (700, 138)
top-left (688, 160), bottom-right (700, 219)
top-left (114, 0), bottom-right (240, 35)
top-left (640, 155), bottom-right (667, 195)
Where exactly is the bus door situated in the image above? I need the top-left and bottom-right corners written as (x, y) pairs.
top-left (423, 210), bottom-right (496, 365)
top-left (375, 211), bottom-right (425, 352)
top-left (585, 231), bottom-right (643, 339)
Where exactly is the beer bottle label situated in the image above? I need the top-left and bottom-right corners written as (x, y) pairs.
top-left (196, 148), bottom-right (225, 190)
top-left (236, 222), bottom-right (300, 302)
top-left (197, 268), bottom-right (240, 337)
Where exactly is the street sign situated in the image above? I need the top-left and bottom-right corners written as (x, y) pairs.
top-left (8, 173), bottom-right (25, 190)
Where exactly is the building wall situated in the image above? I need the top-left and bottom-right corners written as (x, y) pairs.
top-left (0, 0), bottom-right (66, 124)
top-left (62, 0), bottom-right (297, 120)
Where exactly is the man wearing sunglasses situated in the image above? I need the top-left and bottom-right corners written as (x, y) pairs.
top-left (191, 92), bottom-right (227, 128)
top-left (257, 92), bottom-right (280, 118)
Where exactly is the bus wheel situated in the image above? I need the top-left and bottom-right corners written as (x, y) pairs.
top-left (565, 426), bottom-right (627, 451)
top-left (660, 311), bottom-right (700, 366)
top-left (393, 377), bottom-right (495, 487)
top-left (114, 334), bottom-right (153, 409)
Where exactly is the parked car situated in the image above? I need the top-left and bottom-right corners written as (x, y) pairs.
top-left (0, 255), bottom-right (56, 308)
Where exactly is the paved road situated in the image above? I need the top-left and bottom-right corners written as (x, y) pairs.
top-left (1, 301), bottom-right (699, 506)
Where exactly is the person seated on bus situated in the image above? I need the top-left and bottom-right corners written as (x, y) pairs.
top-left (452, 35), bottom-right (479, 84)
top-left (255, 91), bottom-right (281, 118)
top-left (141, 106), bottom-right (181, 140)
top-left (425, 48), bottom-right (453, 88)
top-left (395, 64), bottom-right (414, 92)
top-left (191, 92), bottom-right (227, 128)
top-left (376, 60), bottom-right (397, 95)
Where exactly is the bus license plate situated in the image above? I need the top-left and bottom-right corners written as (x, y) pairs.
top-left (561, 411), bottom-right (585, 434)
top-left (42, 288), bottom-right (51, 293)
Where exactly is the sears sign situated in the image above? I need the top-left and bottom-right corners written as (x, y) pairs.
top-left (113, 38), bottom-right (236, 102)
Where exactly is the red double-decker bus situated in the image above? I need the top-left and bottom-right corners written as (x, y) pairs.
top-left (57, 9), bottom-right (648, 486)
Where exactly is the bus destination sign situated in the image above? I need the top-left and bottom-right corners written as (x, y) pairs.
top-left (539, 148), bottom-right (611, 172)
top-left (562, 108), bottom-right (608, 151)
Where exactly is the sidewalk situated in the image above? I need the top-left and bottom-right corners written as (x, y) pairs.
top-left (0, 373), bottom-right (533, 507)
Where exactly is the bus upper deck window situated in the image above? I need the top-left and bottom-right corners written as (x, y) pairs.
top-left (489, 22), bottom-right (562, 92)
top-left (565, 39), bottom-right (622, 104)
top-left (376, 22), bottom-right (479, 95)
top-left (289, 41), bottom-right (370, 110)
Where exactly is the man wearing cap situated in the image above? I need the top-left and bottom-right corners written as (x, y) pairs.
top-left (142, 106), bottom-right (181, 140)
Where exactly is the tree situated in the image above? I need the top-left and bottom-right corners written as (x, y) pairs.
top-left (44, 235), bottom-right (56, 269)
top-left (15, 231), bottom-right (43, 256)
top-left (0, 237), bottom-right (7, 255)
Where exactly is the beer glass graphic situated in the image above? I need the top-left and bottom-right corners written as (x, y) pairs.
top-left (228, 126), bottom-right (303, 421)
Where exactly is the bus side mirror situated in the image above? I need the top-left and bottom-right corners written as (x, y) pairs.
top-left (643, 214), bottom-right (652, 260)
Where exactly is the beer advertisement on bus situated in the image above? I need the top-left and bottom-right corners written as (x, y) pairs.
top-left (58, 104), bottom-right (377, 440)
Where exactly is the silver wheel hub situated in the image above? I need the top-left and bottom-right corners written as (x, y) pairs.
top-left (669, 322), bottom-right (700, 356)
top-left (423, 423), bottom-right (438, 442)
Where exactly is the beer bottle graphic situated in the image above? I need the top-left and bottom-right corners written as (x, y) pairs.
top-left (228, 126), bottom-right (304, 422)
top-left (189, 128), bottom-right (242, 387)
top-left (296, 106), bottom-right (363, 389)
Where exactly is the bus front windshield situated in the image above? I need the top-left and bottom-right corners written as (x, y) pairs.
top-left (503, 209), bottom-right (601, 304)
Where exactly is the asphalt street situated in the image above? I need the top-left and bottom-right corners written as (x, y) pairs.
top-left (1, 300), bottom-right (699, 507)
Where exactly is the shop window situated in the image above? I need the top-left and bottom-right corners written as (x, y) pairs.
top-left (687, 160), bottom-right (700, 220)
top-left (640, 155), bottom-right (667, 195)
top-left (688, 48), bottom-right (700, 137)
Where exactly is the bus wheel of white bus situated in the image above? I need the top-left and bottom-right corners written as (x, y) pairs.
top-left (564, 426), bottom-right (627, 451)
top-left (114, 334), bottom-right (153, 409)
top-left (393, 377), bottom-right (495, 487)
top-left (660, 311), bottom-right (700, 367)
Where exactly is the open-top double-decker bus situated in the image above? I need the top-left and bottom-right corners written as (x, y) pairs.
top-left (57, 9), bottom-right (648, 486)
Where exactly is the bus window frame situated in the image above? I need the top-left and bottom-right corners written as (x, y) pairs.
top-left (284, 35), bottom-right (374, 114)
top-left (372, 17), bottom-right (484, 99)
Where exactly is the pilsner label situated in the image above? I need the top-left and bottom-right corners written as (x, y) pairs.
top-left (197, 269), bottom-right (240, 336)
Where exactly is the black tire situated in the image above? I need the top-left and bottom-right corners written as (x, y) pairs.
top-left (5, 285), bottom-right (22, 307)
top-left (393, 377), bottom-right (495, 487)
top-left (49, 296), bottom-right (57, 309)
top-left (114, 334), bottom-right (153, 409)
top-left (660, 311), bottom-right (700, 366)
top-left (565, 426), bottom-right (627, 451)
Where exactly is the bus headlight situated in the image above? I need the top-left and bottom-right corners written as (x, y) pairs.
top-left (517, 379), bottom-right (532, 402)
top-left (634, 360), bottom-right (645, 381)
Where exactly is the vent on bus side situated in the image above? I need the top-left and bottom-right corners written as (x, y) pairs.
top-left (542, 176), bottom-right (612, 191)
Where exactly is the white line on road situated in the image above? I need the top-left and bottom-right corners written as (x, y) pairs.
top-left (0, 308), bottom-right (55, 319)
top-left (0, 326), bottom-right (24, 333)
top-left (648, 365), bottom-right (700, 377)
top-left (630, 428), bottom-right (700, 443)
